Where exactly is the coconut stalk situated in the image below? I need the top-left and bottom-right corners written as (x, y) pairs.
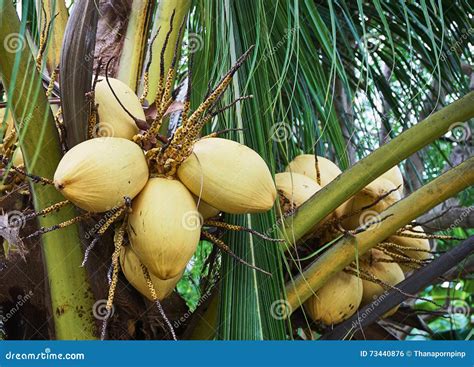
top-left (116, 0), bottom-right (154, 90)
top-left (286, 157), bottom-right (474, 311)
top-left (143, 0), bottom-right (190, 136)
top-left (143, 0), bottom-right (191, 99)
top-left (0, 2), bottom-right (96, 339)
top-left (36, 0), bottom-right (68, 72)
top-left (281, 91), bottom-right (474, 248)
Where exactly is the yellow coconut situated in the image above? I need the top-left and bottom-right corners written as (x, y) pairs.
top-left (275, 171), bottom-right (332, 226)
top-left (128, 177), bottom-right (200, 280)
top-left (12, 147), bottom-right (23, 167)
top-left (359, 249), bottom-right (405, 317)
top-left (120, 246), bottom-right (181, 301)
top-left (286, 154), bottom-right (341, 187)
top-left (285, 154), bottom-right (349, 218)
top-left (342, 177), bottom-right (401, 230)
top-left (380, 165), bottom-right (404, 194)
top-left (193, 195), bottom-right (220, 220)
top-left (94, 77), bottom-right (142, 139)
top-left (177, 138), bottom-right (276, 214)
top-left (54, 137), bottom-right (148, 212)
top-left (275, 172), bottom-right (322, 210)
top-left (388, 226), bottom-right (432, 272)
top-left (305, 271), bottom-right (363, 325)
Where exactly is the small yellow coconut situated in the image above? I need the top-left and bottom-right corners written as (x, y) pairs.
top-left (177, 138), bottom-right (276, 214)
top-left (193, 195), bottom-right (220, 220)
top-left (305, 271), bottom-right (363, 325)
top-left (12, 148), bottom-right (23, 167)
top-left (285, 154), bottom-right (341, 187)
top-left (120, 246), bottom-right (181, 301)
top-left (285, 154), bottom-right (349, 218)
top-left (128, 177), bottom-right (200, 280)
top-left (380, 166), bottom-right (404, 195)
top-left (388, 226), bottom-right (432, 272)
top-left (54, 137), bottom-right (148, 212)
top-left (275, 172), bottom-right (332, 224)
top-left (94, 77), bottom-right (142, 139)
top-left (359, 249), bottom-right (405, 317)
top-left (275, 172), bottom-right (322, 211)
top-left (342, 177), bottom-right (401, 230)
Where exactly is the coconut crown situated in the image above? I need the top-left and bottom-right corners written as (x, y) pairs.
top-left (12, 147), bottom-right (23, 167)
top-left (193, 195), bottom-right (220, 220)
top-left (53, 137), bottom-right (149, 212)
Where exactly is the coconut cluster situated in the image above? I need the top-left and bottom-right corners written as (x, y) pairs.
top-left (280, 154), bottom-right (431, 325)
top-left (51, 77), bottom-right (276, 300)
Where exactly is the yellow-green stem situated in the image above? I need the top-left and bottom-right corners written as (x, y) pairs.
top-left (144, 0), bottom-right (191, 135)
top-left (36, 0), bottom-right (68, 72)
top-left (116, 0), bottom-right (154, 90)
top-left (144, 0), bottom-right (191, 99)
